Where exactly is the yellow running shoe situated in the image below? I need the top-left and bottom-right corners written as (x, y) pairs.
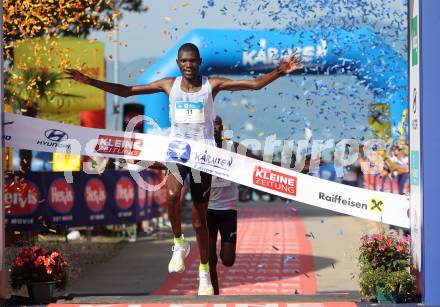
top-left (167, 241), bottom-right (190, 273)
top-left (198, 270), bottom-right (214, 295)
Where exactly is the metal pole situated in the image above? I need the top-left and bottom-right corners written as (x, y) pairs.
top-left (113, 19), bottom-right (120, 170)
top-left (0, 2), bottom-right (8, 299)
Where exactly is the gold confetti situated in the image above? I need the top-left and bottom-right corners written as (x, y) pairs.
top-left (49, 228), bottom-right (57, 233)
top-left (247, 107), bottom-right (256, 113)
top-left (164, 16), bottom-right (172, 21)
top-left (258, 132), bottom-right (265, 137)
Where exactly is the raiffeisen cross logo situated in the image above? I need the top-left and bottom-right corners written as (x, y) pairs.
top-left (167, 140), bottom-right (191, 163)
top-left (253, 166), bottom-right (297, 196)
top-left (370, 198), bottom-right (385, 213)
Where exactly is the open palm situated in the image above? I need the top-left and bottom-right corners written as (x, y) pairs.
top-left (64, 68), bottom-right (89, 84)
top-left (278, 52), bottom-right (303, 74)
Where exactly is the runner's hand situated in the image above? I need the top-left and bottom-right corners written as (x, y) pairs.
top-left (64, 68), bottom-right (90, 84)
top-left (278, 52), bottom-right (303, 75)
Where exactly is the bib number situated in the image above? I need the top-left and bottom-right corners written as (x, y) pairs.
top-left (175, 101), bottom-right (205, 124)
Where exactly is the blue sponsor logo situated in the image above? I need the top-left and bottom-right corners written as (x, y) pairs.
top-left (176, 101), bottom-right (203, 110)
top-left (167, 140), bottom-right (191, 163)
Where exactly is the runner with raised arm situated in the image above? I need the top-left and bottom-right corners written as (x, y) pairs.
top-left (65, 43), bottom-right (302, 295)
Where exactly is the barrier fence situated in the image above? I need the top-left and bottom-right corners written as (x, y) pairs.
top-left (4, 170), bottom-right (166, 231)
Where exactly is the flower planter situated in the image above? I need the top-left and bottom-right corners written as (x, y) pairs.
top-left (27, 281), bottom-right (56, 304)
top-left (376, 285), bottom-right (399, 304)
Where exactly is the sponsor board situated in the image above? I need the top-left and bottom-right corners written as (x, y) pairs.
top-left (253, 166), bottom-right (297, 196)
top-left (138, 184), bottom-right (147, 209)
top-left (166, 140), bottom-right (191, 163)
top-left (85, 178), bottom-right (106, 213)
top-left (115, 177), bottom-right (135, 210)
top-left (4, 180), bottom-right (41, 216)
top-left (95, 135), bottom-right (143, 157)
top-left (48, 179), bottom-right (74, 214)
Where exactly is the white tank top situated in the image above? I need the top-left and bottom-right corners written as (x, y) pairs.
top-left (169, 76), bottom-right (215, 144)
top-left (208, 176), bottom-right (239, 211)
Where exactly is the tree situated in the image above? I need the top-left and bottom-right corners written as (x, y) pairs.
top-left (5, 67), bottom-right (84, 172)
top-left (2, 0), bottom-right (148, 61)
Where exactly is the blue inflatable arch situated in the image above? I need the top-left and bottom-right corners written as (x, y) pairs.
top-left (137, 28), bottom-right (407, 137)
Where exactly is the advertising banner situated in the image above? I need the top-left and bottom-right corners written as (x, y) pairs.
top-left (4, 170), bottom-right (162, 231)
top-left (4, 113), bottom-right (410, 228)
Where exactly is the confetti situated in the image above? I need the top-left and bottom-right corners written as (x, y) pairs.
top-left (164, 16), bottom-right (172, 21)
top-left (272, 245), bottom-right (279, 251)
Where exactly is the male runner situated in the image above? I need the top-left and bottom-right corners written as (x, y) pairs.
top-left (208, 116), bottom-right (263, 294)
top-left (65, 43), bottom-right (302, 295)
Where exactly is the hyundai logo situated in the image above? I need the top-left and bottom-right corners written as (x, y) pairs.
top-left (44, 129), bottom-right (69, 142)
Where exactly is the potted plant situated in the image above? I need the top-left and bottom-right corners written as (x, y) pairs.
top-left (10, 246), bottom-right (69, 304)
top-left (358, 230), bottom-right (416, 303)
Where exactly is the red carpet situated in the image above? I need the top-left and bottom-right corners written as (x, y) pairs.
top-left (154, 203), bottom-right (317, 295)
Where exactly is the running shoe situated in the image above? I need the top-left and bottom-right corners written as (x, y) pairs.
top-left (198, 270), bottom-right (214, 295)
top-left (168, 241), bottom-right (190, 273)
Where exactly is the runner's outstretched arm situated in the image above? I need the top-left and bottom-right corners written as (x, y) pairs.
top-left (64, 68), bottom-right (173, 98)
top-left (210, 52), bottom-right (303, 96)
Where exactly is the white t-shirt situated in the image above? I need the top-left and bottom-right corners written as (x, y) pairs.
top-left (208, 175), bottom-right (239, 211)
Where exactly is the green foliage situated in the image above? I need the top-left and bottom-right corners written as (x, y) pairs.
top-left (358, 230), bottom-right (416, 302)
top-left (10, 246), bottom-right (69, 290)
top-left (4, 67), bottom-right (83, 112)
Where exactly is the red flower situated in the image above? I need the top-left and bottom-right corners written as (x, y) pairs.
top-left (396, 245), bottom-right (403, 252)
top-left (378, 246), bottom-right (385, 251)
top-left (14, 257), bottom-right (24, 267)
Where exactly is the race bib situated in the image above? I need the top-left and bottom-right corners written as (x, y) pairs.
top-left (175, 101), bottom-right (205, 124)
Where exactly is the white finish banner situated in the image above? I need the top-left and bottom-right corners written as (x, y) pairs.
top-left (4, 113), bottom-right (410, 228)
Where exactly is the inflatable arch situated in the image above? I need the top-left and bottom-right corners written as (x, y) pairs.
top-left (137, 28), bottom-right (407, 138)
